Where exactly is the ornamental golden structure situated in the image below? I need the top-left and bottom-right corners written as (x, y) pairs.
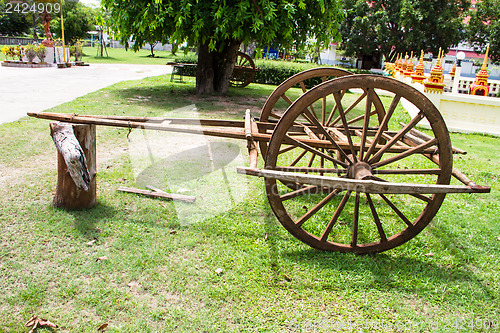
top-left (424, 48), bottom-right (446, 93)
top-left (469, 45), bottom-right (490, 96)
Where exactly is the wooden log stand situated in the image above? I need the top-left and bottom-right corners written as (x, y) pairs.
top-left (50, 123), bottom-right (97, 209)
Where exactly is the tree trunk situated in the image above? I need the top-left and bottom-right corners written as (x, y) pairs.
top-left (196, 40), bottom-right (241, 95)
top-left (51, 123), bottom-right (97, 209)
top-left (100, 30), bottom-right (104, 57)
top-left (196, 42), bottom-right (215, 94)
top-left (32, 15), bottom-right (38, 41)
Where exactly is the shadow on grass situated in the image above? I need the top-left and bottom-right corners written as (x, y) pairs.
top-left (135, 142), bottom-right (241, 187)
top-left (112, 85), bottom-right (196, 111)
top-left (85, 56), bottom-right (119, 61)
top-left (140, 55), bottom-right (171, 59)
top-left (282, 245), bottom-right (493, 307)
top-left (247, 202), bottom-right (494, 306)
top-left (111, 81), bottom-right (269, 116)
top-left (66, 201), bottom-right (118, 239)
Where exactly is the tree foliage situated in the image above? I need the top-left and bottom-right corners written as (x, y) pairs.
top-left (50, 1), bottom-right (95, 45)
top-left (466, 0), bottom-right (500, 63)
top-left (0, 1), bottom-right (31, 36)
top-left (340, 0), bottom-right (470, 60)
top-left (102, 0), bottom-right (344, 94)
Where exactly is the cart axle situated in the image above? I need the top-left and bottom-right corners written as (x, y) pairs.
top-left (237, 167), bottom-right (491, 194)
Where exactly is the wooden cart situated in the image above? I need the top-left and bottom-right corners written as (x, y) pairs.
top-left (169, 51), bottom-right (258, 87)
top-left (229, 51), bottom-right (258, 88)
top-left (29, 69), bottom-right (490, 254)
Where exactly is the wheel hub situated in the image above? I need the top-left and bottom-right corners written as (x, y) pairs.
top-left (348, 161), bottom-right (374, 180)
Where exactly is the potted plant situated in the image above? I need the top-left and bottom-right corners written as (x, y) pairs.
top-left (14, 45), bottom-right (25, 62)
top-left (54, 39), bottom-right (71, 68)
top-left (1, 46), bottom-right (12, 62)
top-left (35, 44), bottom-right (47, 63)
top-left (73, 40), bottom-right (84, 65)
top-left (25, 44), bottom-right (37, 63)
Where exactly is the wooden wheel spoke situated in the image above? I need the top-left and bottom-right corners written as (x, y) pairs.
top-left (307, 153), bottom-right (316, 168)
top-left (368, 111), bottom-right (424, 164)
top-left (280, 93), bottom-right (294, 106)
top-left (325, 92), bottom-right (339, 126)
top-left (321, 191), bottom-right (351, 242)
top-left (274, 166), bottom-right (347, 174)
top-left (302, 109), bottom-right (353, 164)
top-left (370, 175), bottom-right (433, 203)
top-left (284, 134), bottom-right (349, 168)
top-left (411, 193), bottom-right (432, 203)
top-left (269, 111), bottom-right (282, 120)
top-left (346, 109), bottom-right (377, 126)
top-left (320, 149), bottom-right (325, 176)
top-left (328, 90), bottom-right (366, 126)
top-left (290, 149), bottom-right (308, 167)
top-left (359, 88), bottom-right (373, 161)
top-left (366, 193), bottom-right (387, 242)
top-left (280, 185), bottom-right (326, 201)
top-left (322, 95), bottom-right (327, 125)
top-left (299, 81), bottom-right (307, 93)
top-left (278, 145), bottom-right (298, 155)
top-left (297, 82), bottom-right (318, 116)
top-left (302, 124), bottom-right (320, 140)
top-left (374, 169), bottom-right (441, 175)
top-left (351, 192), bottom-right (360, 247)
top-left (371, 138), bottom-right (438, 169)
top-left (364, 95), bottom-right (400, 162)
top-left (332, 91), bottom-right (358, 162)
top-left (296, 189), bottom-right (340, 227)
top-left (379, 194), bottom-right (413, 228)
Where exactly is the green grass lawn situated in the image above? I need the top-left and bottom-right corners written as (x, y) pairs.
top-left (1, 45), bottom-right (177, 65)
top-left (0, 75), bottom-right (499, 332)
top-left (81, 46), bottom-right (177, 65)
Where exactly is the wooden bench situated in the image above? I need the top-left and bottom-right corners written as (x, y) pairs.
top-left (167, 62), bottom-right (197, 82)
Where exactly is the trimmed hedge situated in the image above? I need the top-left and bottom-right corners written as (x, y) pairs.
top-left (254, 60), bottom-right (318, 86)
top-left (172, 55), bottom-right (372, 86)
top-left (172, 53), bottom-right (198, 77)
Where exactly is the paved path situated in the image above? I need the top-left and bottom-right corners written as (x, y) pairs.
top-left (0, 63), bottom-right (172, 125)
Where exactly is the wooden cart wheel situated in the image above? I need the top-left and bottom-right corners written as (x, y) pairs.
top-left (259, 67), bottom-right (386, 191)
top-left (230, 52), bottom-right (256, 88)
top-left (264, 75), bottom-right (453, 253)
top-left (259, 67), bottom-right (355, 158)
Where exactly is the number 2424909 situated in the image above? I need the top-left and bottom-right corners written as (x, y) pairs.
top-left (5, 2), bottom-right (61, 14)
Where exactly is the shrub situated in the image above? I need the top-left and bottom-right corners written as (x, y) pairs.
top-left (1, 46), bottom-right (14, 61)
top-left (174, 53), bottom-right (198, 64)
top-left (173, 53), bottom-right (198, 76)
top-left (13, 46), bottom-right (25, 61)
top-left (35, 44), bottom-right (47, 63)
top-left (24, 44), bottom-right (37, 62)
top-left (171, 55), bottom-right (374, 86)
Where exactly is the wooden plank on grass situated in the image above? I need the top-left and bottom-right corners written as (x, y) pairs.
top-left (118, 186), bottom-right (196, 203)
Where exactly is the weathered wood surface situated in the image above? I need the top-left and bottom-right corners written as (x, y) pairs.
top-left (50, 123), bottom-right (96, 209)
top-left (245, 109), bottom-right (258, 169)
top-left (237, 167), bottom-right (491, 194)
top-left (29, 112), bottom-right (440, 154)
top-left (118, 186), bottom-right (196, 203)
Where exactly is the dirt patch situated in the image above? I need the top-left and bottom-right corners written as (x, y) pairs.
top-left (0, 152), bottom-right (54, 189)
top-left (0, 164), bottom-right (24, 189)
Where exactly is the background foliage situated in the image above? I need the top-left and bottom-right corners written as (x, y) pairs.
top-left (340, 0), bottom-right (471, 60)
top-left (102, 0), bottom-right (345, 93)
top-left (50, 1), bottom-right (95, 45)
top-left (0, 0), bottom-right (31, 36)
top-left (173, 54), bottom-right (371, 86)
top-left (466, 0), bottom-right (500, 63)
